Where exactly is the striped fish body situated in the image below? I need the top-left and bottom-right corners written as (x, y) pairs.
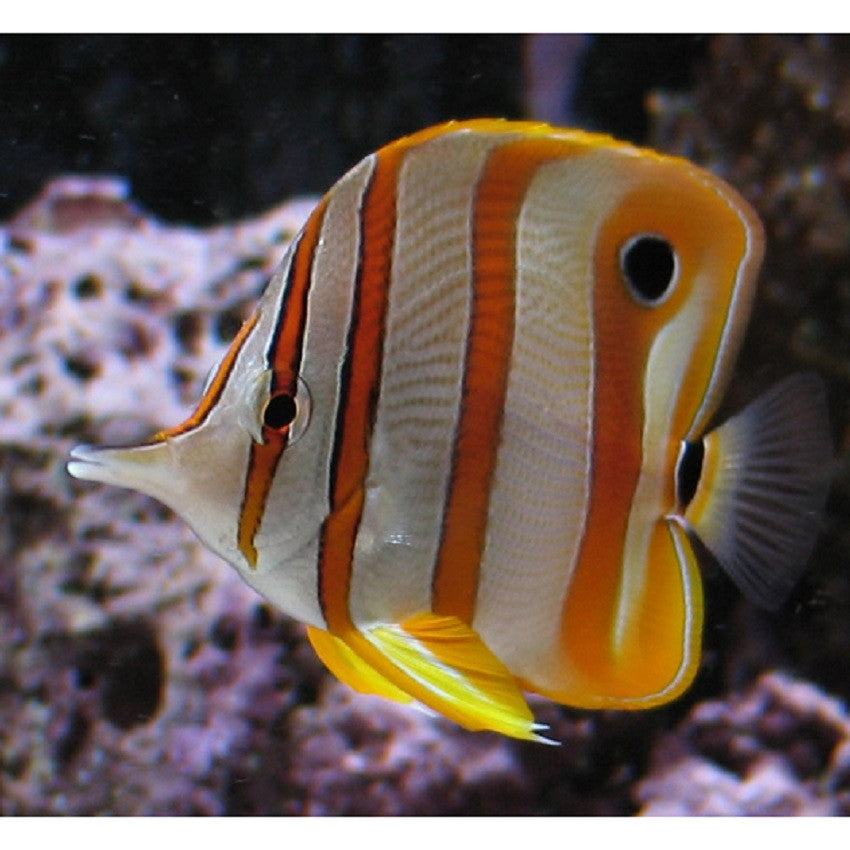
top-left (69, 121), bottom-right (832, 742)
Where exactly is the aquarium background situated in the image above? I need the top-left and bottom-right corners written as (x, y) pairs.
top-left (1, 34), bottom-right (849, 815)
top-left (0, 35), bottom-right (708, 223)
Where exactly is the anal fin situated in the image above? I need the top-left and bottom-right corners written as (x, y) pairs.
top-left (684, 373), bottom-right (833, 609)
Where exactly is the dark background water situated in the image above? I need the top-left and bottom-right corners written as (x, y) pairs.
top-left (0, 34), bottom-right (707, 223)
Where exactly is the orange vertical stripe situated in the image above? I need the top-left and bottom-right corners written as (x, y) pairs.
top-left (315, 123), bottom-right (555, 634)
top-left (431, 137), bottom-right (582, 624)
top-left (556, 289), bottom-right (646, 688)
top-left (236, 198), bottom-right (328, 567)
top-left (317, 150), bottom-right (400, 633)
top-left (267, 197), bottom-right (330, 393)
top-left (555, 189), bottom-right (675, 694)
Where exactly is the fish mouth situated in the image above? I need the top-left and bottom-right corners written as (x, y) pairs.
top-left (67, 443), bottom-right (112, 482)
top-left (66, 441), bottom-right (175, 497)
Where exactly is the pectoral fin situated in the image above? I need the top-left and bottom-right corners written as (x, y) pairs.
top-left (684, 373), bottom-right (833, 609)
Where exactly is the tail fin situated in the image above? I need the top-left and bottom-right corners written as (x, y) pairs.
top-left (682, 373), bottom-right (833, 610)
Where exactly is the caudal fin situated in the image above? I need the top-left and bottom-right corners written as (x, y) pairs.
top-left (682, 373), bottom-right (833, 610)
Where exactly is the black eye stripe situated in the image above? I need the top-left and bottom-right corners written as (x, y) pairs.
top-left (620, 234), bottom-right (677, 304)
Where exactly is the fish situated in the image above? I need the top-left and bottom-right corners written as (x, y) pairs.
top-left (67, 119), bottom-right (833, 743)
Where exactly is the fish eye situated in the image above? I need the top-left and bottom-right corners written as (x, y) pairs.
top-left (619, 234), bottom-right (678, 305)
top-left (263, 392), bottom-right (297, 431)
top-left (257, 375), bottom-right (312, 445)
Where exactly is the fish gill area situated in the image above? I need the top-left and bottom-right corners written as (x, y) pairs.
top-left (1, 34), bottom-right (850, 815)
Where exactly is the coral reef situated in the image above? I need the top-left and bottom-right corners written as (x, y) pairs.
top-left (2, 34), bottom-right (850, 815)
top-left (0, 177), bottom-right (322, 814)
top-left (638, 673), bottom-right (850, 815)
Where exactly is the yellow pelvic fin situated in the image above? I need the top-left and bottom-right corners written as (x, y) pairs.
top-left (306, 626), bottom-right (413, 705)
top-left (312, 614), bottom-right (553, 743)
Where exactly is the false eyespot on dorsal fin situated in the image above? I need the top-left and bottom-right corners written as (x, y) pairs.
top-left (310, 614), bottom-right (553, 743)
top-left (682, 373), bottom-right (833, 610)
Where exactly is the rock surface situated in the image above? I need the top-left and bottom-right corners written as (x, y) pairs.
top-left (638, 673), bottom-right (850, 815)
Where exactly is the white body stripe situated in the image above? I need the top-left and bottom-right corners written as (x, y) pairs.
top-left (248, 155), bottom-right (377, 629)
top-left (472, 157), bottom-right (598, 682)
top-left (348, 133), bottom-right (503, 626)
